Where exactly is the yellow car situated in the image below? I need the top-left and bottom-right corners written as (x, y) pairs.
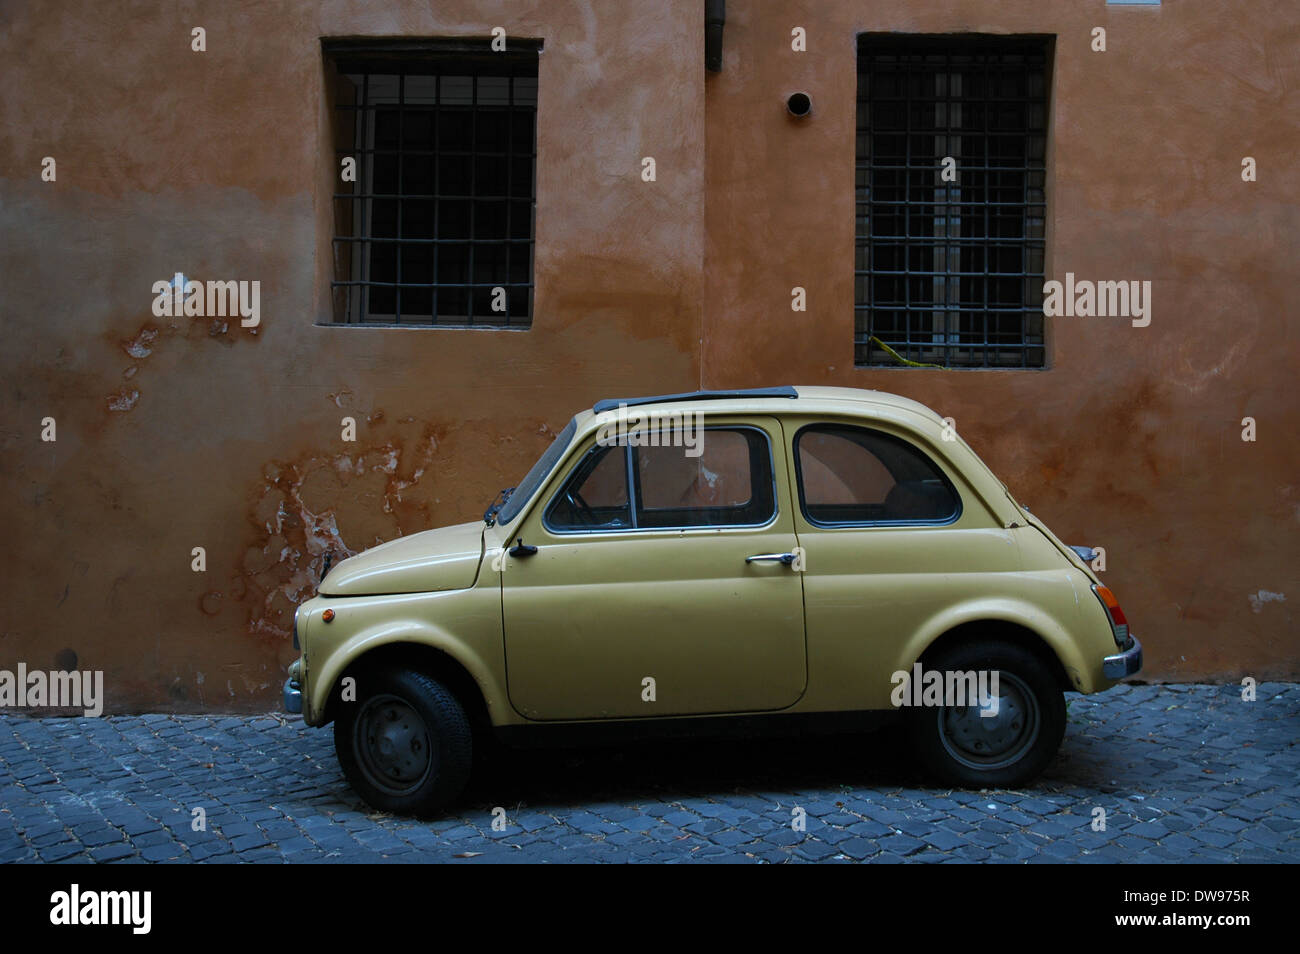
top-left (285, 386), bottom-right (1141, 815)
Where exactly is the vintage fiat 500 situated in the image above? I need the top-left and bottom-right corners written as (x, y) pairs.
top-left (285, 386), bottom-right (1141, 814)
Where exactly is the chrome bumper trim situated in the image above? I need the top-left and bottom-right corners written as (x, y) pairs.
top-left (1103, 634), bottom-right (1143, 680)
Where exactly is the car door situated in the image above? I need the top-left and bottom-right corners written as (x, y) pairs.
top-left (501, 416), bottom-right (807, 721)
top-left (789, 420), bottom-right (1021, 710)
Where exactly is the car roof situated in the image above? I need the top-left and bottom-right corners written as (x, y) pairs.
top-left (540, 386), bottom-right (1019, 532)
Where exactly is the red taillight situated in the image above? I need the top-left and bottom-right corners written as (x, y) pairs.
top-left (1092, 584), bottom-right (1129, 644)
top-left (1095, 586), bottom-right (1127, 625)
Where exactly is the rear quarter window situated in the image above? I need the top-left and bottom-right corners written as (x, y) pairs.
top-left (794, 423), bottom-right (961, 526)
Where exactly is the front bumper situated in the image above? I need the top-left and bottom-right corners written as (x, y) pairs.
top-left (1103, 633), bottom-right (1143, 680)
top-left (283, 677), bottom-right (302, 713)
top-left (283, 658), bottom-right (303, 714)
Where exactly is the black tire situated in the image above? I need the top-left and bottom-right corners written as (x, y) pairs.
top-left (907, 640), bottom-right (1065, 788)
top-left (333, 668), bottom-right (472, 816)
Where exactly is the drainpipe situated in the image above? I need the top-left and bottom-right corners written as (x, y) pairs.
top-left (705, 0), bottom-right (725, 71)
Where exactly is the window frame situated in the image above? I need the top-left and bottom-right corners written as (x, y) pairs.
top-left (853, 33), bottom-right (1052, 370)
top-left (792, 422), bottom-right (963, 529)
top-left (324, 38), bottom-right (540, 328)
top-left (541, 424), bottom-right (780, 535)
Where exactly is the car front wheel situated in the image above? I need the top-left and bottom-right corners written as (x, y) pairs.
top-left (333, 668), bottom-right (472, 815)
top-left (908, 640), bottom-right (1066, 788)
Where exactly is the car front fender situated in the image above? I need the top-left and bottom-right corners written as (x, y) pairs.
top-left (302, 587), bottom-right (509, 727)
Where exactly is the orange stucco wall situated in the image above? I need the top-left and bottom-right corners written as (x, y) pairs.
top-left (1, 1), bottom-right (1295, 713)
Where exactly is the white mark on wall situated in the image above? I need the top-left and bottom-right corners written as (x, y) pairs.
top-left (1248, 590), bottom-right (1286, 614)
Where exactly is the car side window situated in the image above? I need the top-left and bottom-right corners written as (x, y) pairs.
top-left (544, 426), bottom-right (776, 532)
top-left (795, 424), bottom-right (960, 526)
top-left (544, 444), bottom-right (632, 531)
top-left (633, 428), bottom-right (772, 528)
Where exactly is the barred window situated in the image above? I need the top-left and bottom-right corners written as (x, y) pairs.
top-left (855, 36), bottom-right (1050, 368)
top-left (326, 40), bottom-right (540, 327)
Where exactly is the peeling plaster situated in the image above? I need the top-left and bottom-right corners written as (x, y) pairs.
top-left (106, 389), bottom-right (139, 412)
top-left (239, 417), bottom-right (446, 640)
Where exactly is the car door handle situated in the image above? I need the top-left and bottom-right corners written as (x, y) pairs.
top-left (746, 552), bottom-right (797, 565)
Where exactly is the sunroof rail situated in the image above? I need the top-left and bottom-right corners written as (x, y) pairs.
top-left (592, 387), bottom-right (798, 414)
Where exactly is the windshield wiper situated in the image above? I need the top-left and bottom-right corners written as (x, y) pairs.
top-left (483, 486), bottom-right (516, 526)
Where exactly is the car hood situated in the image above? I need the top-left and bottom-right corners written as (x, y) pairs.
top-left (317, 521), bottom-right (485, 597)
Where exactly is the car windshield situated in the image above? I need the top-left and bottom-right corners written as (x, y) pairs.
top-left (493, 417), bottom-right (577, 526)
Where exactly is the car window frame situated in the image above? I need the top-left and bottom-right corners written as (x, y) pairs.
top-left (791, 422), bottom-right (963, 529)
top-left (539, 440), bottom-right (634, 533)
top-left (541, 423), bottom-right (780, 535)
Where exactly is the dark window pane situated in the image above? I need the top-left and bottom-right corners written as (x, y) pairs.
top-left (401, 154), bottom-right (434, 196)
top-left (437, 155), bottom-right (473, 196)
top-left (439, 200), bottom-right (471, 240)
top-left (439, 108), bottom-right (472, 148)
top-left (476, 200), bottom-right (507, 240)
top-left (796, 425), bottom-right (961, 524)
top-left (634, 429), bottom-right (774, 529)
top-left (475, 110), bottom-right (509, 152)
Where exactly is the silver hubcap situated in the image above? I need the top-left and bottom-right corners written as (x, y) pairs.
top-left (354, 694), bottom-right (433, 796)
top-left (937, 671), bottom-right (1040, 770)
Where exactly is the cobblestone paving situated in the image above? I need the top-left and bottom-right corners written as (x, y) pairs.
top-left (1, 684), bottom-right (1296, 863)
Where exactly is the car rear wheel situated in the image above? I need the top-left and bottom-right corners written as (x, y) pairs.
top-left (908, 640), bottom-right (1065, 788)
top-left (333, 668), bottom-right (472, 815)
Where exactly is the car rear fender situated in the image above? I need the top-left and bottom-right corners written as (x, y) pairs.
top-left (896, 597), bottom-right (1101, 694)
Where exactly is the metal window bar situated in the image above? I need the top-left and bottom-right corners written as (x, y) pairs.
top-left (854, 37), bottom-right (1049, 368)
top-left (328, 46), bottom-right (539, 327)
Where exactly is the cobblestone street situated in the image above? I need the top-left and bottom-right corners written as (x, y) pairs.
top-left (1, 684), bottom-right (1296, 863)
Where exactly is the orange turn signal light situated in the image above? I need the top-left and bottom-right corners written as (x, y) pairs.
top-left (1094, 585), bottom-right (1127, 625)
top-left (322, 609), bottom-right (335, 623)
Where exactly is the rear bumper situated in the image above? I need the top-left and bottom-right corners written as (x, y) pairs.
top-left (1103, 634), bottom-right (1143, 680)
